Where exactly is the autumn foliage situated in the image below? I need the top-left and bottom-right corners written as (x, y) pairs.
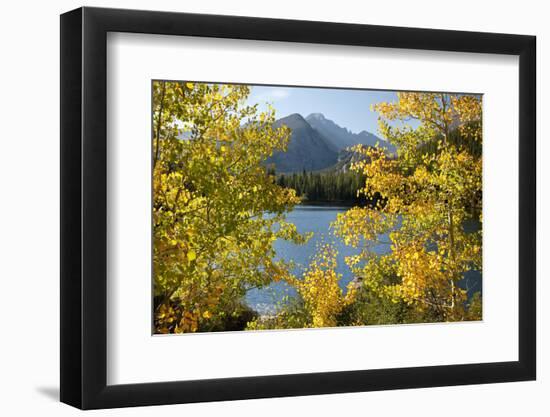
top-left (153, 82), bottom-right (482, 333)
top-left (333, 93), bottom-right (482, 321)
top-left (153, 82), bottom-right (307, 333)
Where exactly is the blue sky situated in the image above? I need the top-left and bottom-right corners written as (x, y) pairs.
top-left (246, 85), bottom-right (398, 135)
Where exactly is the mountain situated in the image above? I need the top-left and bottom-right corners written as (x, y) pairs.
top-left (306, 113), bottom-right (396, 153)
top-left (267, 113), bottom-right (339, 173)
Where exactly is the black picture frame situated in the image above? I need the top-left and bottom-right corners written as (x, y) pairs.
top-left (60, 6), bottom-right (536, 410)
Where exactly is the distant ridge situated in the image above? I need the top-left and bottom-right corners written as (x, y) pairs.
top-left (306, 113), bottom-right (396, 153)
top-left (266, 113), bottom-right (396, 173)
top-left (266, 113), bottom-right (338, 173)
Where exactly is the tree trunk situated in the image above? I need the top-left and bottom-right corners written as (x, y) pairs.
top-left (447, 206), bottom-right (457, 311)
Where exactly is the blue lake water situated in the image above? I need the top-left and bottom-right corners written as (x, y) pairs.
top-left (245, 205), bottom-right (482, 315)
top-left (245, 205), bottom-right (390, 314)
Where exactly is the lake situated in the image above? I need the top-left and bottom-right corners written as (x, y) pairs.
top-left (245, 205), bottom-right (391, 314)
top-left (245, 205), bottom-right (482, 315)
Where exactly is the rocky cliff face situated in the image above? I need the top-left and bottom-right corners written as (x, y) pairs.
top-left (267, 113), bottom-right (395, 173)
top-left (266, 113), bottom-right (338, 173)
top-left (306, 113), bottom-right (396, 153)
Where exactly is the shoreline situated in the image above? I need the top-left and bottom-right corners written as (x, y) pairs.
top-left (297, 201), bottom-right (365, 208)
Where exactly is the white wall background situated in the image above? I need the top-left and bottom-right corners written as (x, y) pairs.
top-left (0, 0), bottom-right (545, 415)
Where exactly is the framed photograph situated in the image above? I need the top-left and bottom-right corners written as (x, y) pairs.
top-left (60, 6), bottom-right (536, 409)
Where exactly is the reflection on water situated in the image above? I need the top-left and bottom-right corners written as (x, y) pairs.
top-left (245, 205), bottom-right (481, 315)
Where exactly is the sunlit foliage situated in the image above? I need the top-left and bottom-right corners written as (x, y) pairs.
top-left (153, 81), bottom-right (308, 333)
top-left (332, 93), bottom-right (482, 321)
top-left (246, 244), bottom-right (356, 330)
top-left (153, 85), bottom-right (483, 333)
top-left (287, 244), bottom-right (356, 328)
